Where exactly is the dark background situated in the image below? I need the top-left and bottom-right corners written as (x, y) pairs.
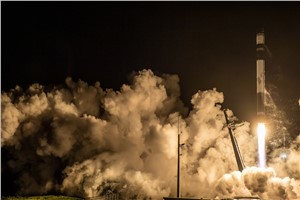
top-left (2, 2), bottom-right (300, 128)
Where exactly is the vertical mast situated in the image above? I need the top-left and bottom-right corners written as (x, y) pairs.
top-left (177, 115), bottom-right (180, 198)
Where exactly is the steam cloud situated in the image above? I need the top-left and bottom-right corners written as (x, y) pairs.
top-left (1, 69), bottom-right (299, 199)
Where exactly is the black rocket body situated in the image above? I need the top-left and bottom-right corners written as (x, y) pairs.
top-left (256, 30), bottom-right (266, 119)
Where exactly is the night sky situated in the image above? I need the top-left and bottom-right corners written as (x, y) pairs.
top-left (2, 2), bottom-right (300, 125)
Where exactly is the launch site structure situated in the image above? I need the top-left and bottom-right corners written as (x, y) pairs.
top-left (164, 30), bottom-right (268, 200)
top-left (223, 109), bottom-right (245, 172)
top-left (164, 109), bottom-right (249, 200)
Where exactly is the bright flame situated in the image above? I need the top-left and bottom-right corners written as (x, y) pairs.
top-left (257, 123), bottom-right (266, 168)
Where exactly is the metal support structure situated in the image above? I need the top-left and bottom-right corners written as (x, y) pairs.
top-left (223, 109), bottom-right (246, 172)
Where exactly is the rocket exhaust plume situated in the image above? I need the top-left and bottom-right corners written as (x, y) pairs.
top-left (257, 123), bottom-right (266, 168)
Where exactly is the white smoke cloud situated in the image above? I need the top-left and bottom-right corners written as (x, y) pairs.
top-left (216, 167), bottom-right (298, 199)
top-left (1, 92), bottom-right (25, 146)
top-left (1, 69), bottom-right (299, 199)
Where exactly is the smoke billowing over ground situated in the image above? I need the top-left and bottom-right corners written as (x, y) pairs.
top-left (1, 69), bottom-right (299, 199)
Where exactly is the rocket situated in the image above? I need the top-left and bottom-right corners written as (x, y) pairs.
top-left (256, 29), bottom-right (267, 169)
top-left (256, 29), bottom-right (266, 118)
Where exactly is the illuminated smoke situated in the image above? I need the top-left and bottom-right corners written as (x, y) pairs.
top-left (257, 123), bottom-right (266, 168)
top-left (1, 69), bottom-right (299, 199)
top-left (216, 167), bottom-right (298, 199)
